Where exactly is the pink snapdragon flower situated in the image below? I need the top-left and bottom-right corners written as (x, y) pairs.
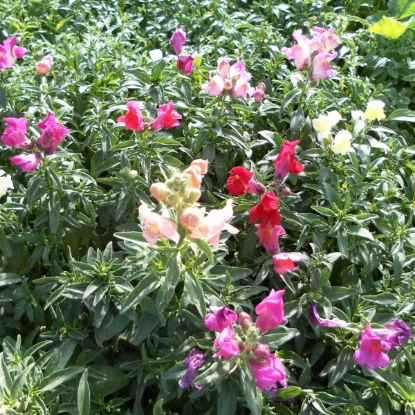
top-left (150, 101), bottom-right (182, 131)
top-left (170, 28), bottom-right (186, 55)
top-left (248, 82), bottom-right (266, 104)
top-left (138, 204), bottom-right (180, 247)
top-left (255, 223), bottom-right (286, 255)
top-left (281, 29), bottom-right (312, 71)
top-left (0, 36), bottom-right (26, 70)
top-left (177, 54), bottom-right (194, 75)
top-left (117, 101), bottom-right (145, 133)
top-left (36, 112), bottom-right (70, 155)
top-left (354, 325), bottom-right (391, 370)
top-left (249, 354), bottom-right (287, 390)
top-left (310, 27), bottom-right (341, 53)
top-left (178, 348), bottom-right (207, 390)
top-left (1, 117), bottom-right (31, 149)
top-left (212, 326), bottom-right (241, 359)
top-left (204, 58), bottom-right (252, 98)
top-left (188, 199), bottom-right (239, 250)
top-left (11, 153), bottom-right (41, 173)
top-left (205, 306), bottom-right (238, 332)
top-left (311, 52), bottom-right (338, 82)
top-left (255, 289), bottom-right (286, 334)
top-left (272, 252), bottom-right (303, 274)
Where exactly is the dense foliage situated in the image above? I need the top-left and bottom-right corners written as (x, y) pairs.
top-left (0, 0), bottom-right (415, 414)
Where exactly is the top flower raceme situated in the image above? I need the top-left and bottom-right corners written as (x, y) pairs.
top-left (1, 113), bottom-right (70, 173)
top-left (204, 58), bottom-right (252, 98)
top-left (117, 101), bottom-right (181, 133)
top-left (170, 28), bottom-right (186, 55)
top-left (0, 36), bottom-right (26, 70)
top-left (282, 27), bottom-right (341, 82)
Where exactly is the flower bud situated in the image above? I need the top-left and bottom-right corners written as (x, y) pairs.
top-left (253, 343), bottom-right (270, 360)
top-left (223, 79), bottom-right (233, 91)
top-left (247, 180), bottom-right (266, 195)
top-left (165, 193), bottom-right (180, 206)
top-left (36, 56), bottom-right (53, 75)
top-left (183, 166), bottom-right (202, 189)
top-left (256, 82), bottom-right (266, 92)
top-left (184, 188), bottom-right (201, 203)
top-left (128, 170), bottom-right (138, 179)
top-left (277, 185), bottom-right (291, 197)
top-left (150, 182), bottom-right (171, 202)
top-left (239, 312), bottom-right (252, 331)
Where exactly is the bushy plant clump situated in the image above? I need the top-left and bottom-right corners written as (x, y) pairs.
top-left (0, 0), bottom-right (415, 414)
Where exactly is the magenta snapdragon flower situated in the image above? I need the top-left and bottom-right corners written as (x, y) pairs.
top-left (255, 223), bottom-right (285, 256)
top-left (212, 326), bottom-right (241, 359)
top-left (0, 36), bottom-right (26, 70)
top-left (205, 306), bottom-right (238, 332)
top-left (11, 153), bottom-right (41, 173)
top-left (177, 54), bottom-right (194, 75)
top-left (272, 252), bottom-right (303, 274)
top-left (255, 289), bottom-right (286, 334)
top-left (1, 117), bottom-right (31, 149)
top-left (37, 112), bottom-right (71, 155)
top-left (308, 303), bottom-right (348, 328)
top-left (354, 325), bottom-right (391, 370)
top-left (170, 28), bottom-right (186, 55)
top-left (249, 354), bottom-right (287, 390)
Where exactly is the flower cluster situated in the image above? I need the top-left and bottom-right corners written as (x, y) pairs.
top-left (282, 27), bottom-right (341, 82)
top-left (170, 28), bottom-right (194, 76)
top-left (0, 36), bottom-right (26, 70)
top-left (227, 140), bottom-right (304, 273)
top-left (1, 113), bottom-right (70, 173)
top-left (309, 304), bottom-right (412, 370)
top-left (140, 159), bottom-right (239, 250)
top-left (312, 100), bottom-right (387, 155)
top-left (117, 100), bottom-right (181, 133)
top-left (193, 289), bottom-right (288, 391)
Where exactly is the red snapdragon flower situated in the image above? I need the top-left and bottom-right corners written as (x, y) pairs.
top-left (227, 166), bottom-right (254, 196)
top-left (117, 101), bottom-right (145, 133)
top-left (249, 191), bottom-right (281, 226)
top-left (274, 140), bottom-right (304, 181)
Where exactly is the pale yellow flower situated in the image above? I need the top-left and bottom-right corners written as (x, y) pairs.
top-left (332, 130), bottom-right (352, 155)
top-left (364, 100), bottom-right (386, 121)
top-left (312, 111), bottom-right (342, 138)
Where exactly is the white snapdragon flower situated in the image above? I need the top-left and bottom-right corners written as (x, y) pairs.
top-left (0, 170), bottom-right (13, 197)
top-left (364, 100), bottom-right (386, 121)
top-left (332, 130), bottom-right (352, 155)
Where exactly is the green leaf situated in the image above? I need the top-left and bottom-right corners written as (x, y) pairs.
top-left (348, 225), bottom-right (374, 241)
top-left (184, 271), bottom-right (207, 319)
top-left (240, 364), bottom-right (262, 415)
top-left (133, 312), bottom-right (160, 345)
top-left (362, 292), bottom-right (399, 305)
top-left (120, 272), bottom-right (160, 313)
top-left (38, 367), bottom-right (84, 392)
top-left (45, 338), bottom-right (78, 376)
top-left (388, 109), bottom-right (415, 122)
top-left (217, 379), bottom-right (238, 415)
top-left (311, 206), bottom-right (336, 217)
top-left (368, 16), bottom-right (410, 39)
top-left (274, 386), bottom-right (302, 400)
top-left (390, 0), bottom-right (415, 19)
top-left (328, 346), bottom-right (355, 387)
top-left (191, 238), bottom-right (214, 265)
top-left (194, 360), bottom-right (233, 385)
top-left (55, 15), bottom-right (73, 30)
top-left (77, 369), bottom-right (90, 415)
top-left (88, 365), bottom-right (129, 397)
top-left (10, 363), bottom-right (35, 400)
top-left (153, 399), bottom-right (165, 415)
top-left (0, 273), bottom-right (23, 287)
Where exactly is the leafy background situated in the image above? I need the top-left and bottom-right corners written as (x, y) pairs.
top-left (0, 0), bottom-right (415, 414)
